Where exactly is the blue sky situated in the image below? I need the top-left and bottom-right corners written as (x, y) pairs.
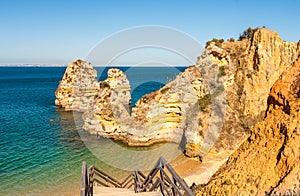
top-left (0, 0), bottom-right (299, 64)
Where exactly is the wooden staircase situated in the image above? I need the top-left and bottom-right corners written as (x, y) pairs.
top-left (93, 187), bottom-right (161, 196)
top-left (80, 157), bottom-right (195, 196)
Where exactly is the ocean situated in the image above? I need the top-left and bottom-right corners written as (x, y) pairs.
top-left (0, 66), bottom-right (185, 195)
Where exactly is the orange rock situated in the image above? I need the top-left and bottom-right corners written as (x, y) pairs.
top-left (197, 56), bottom-right (300, 195)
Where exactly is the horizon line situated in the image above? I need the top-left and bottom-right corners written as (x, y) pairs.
top-left (0, 64), bottom-right (190, 67)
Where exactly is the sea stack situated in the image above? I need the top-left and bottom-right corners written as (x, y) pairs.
top-left (82, 68), bottom-right (132, 135)
top-left (55, 59), bottom-right (100, 112)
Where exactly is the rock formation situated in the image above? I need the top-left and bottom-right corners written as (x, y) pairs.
top-left (83, 66), bottom-right (209, 146)
top-left (196, 56), bottom-right (300, 195)
top-left (55, 28), bottom-right (300, 162)
top-left (185, 28), bottom-right (300, 157)
top-left (55, 59), bottom-right (100, 112)
top-left (82, 68), bottom-right (131, 136)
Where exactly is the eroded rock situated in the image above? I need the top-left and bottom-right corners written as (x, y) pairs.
top-left (196, 57), bottom-right (300, 195)
top-left (191, 28), bottom-right (300, 156)
top-left (55, 29), bottom-right (300, 164)
top-left (55, 59), bottom-right (99, 112)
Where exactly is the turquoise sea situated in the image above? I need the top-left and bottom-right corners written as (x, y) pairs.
top-left (0, 66), bottom-right (185, 195)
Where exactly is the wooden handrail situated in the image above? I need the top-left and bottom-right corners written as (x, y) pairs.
top-left (81, 156), bottom-right (195, 196)
top-left (160, 157), bottom-right (194, 195)
top-left (159, 167), bottom-right (182, 195)
top-left (150, 177), bottom-right (171, 196)
top-left (93, 166), bottom-right (122, 187)
top-left (120, 173), bottom-right (134, 188)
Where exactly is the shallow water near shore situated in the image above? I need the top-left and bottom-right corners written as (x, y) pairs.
top-left (0, 66), bottom-right (186, 195)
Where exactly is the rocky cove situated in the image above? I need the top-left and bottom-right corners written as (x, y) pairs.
top-left (55, 28), bottom-right (300, 195)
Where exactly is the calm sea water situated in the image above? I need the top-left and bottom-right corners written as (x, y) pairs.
top-left (0, 66), bottom-right (185, 196)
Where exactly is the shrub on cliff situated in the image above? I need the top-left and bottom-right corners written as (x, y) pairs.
top-left (198, 94), bottom-right (211, 112)
top-left (205, 38), bottom-right (224, 48)
top-left (238, 26), bottom-right (266, 41)
top-left (238, 27), bottom-right (257, 40)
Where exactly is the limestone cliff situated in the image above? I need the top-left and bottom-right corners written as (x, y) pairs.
top-left (83, 66), bottom-right (209, 146)
top-left (55, 28), bottom-right (300, 162)
top-left (196, 56), bottom-right (300, 195)
top-left (189, 28), bottom-right (300, 157)
top-left (55, 59), bottom-right (99, 112)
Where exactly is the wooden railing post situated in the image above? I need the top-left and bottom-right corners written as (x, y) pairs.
top-left (80, 162), bottom-right (87, 196)
top-left (88, 166), bottom-right (94, 196)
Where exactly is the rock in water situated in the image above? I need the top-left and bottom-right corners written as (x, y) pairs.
top-left (55, 59), bottom-right (100, 112)
top-left (82, 68), bottom-right (132, 136)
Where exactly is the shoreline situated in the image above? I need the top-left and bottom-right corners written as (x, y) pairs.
top-left (172, 150), bottom-right (233, 186)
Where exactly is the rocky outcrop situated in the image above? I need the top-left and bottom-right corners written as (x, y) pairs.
top-left (131, 66), bottom-right (209, 145)
top-left (82, 68), bottom-right (131, 136)
top-left (188, 28), bottom-right (300, 156)
top-left (83, 66), bottom-right (209, 146)
top-left (55, 59), bottom-right (100, 112)
top-left (196, 56), bottom-right (300, 195)
top-left (224, 29), bottom-right (299, 124)
top-left (55, 29), bottom-right (300, 162)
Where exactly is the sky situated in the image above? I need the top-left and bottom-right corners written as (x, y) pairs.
top-left (0, 0), bottom-right (299, 65)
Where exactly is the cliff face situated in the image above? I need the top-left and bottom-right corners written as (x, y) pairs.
top-left (55, 59), bottom-right (99, 112)
top-left (131, 66), bottom-right (209, 145)
top-left (222, 29), bottom-right (299, 124)
top-left (189, 28), bottom-right (300, 156)
top-left (55, 28), bottom-right (300, 162)
top-left (197, 56), bottom-right (300, 195)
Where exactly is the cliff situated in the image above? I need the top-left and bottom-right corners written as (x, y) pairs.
top-left (55, 59), bottom-right (99, 112)
top-left (55, 28), bottom-right (300, 161)
top-left (196, 56), bottom-right (300, 195)
top-left (187, 28), bottom-right (300, 157)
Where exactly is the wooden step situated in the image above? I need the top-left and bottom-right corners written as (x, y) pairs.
top-left (93, 187), bottom-right (162, 196)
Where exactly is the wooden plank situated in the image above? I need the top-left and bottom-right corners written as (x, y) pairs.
top-left (80, 162), bottom-right (87, 196)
